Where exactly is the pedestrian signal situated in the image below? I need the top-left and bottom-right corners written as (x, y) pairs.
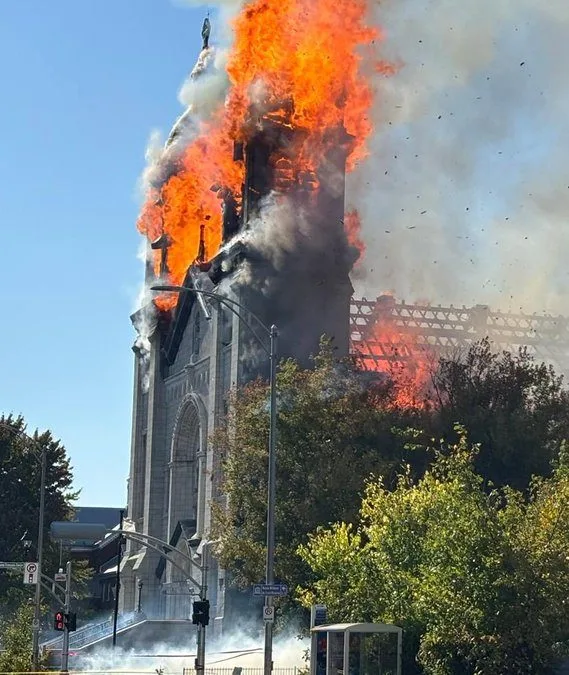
top-left (54, 611), bottom-right (65, 632)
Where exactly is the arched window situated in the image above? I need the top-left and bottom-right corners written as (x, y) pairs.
top-left (168, 397), bottom-right (202, 534)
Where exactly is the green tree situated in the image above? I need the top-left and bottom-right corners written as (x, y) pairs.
top-left (429, 340), bottom-right (569, 489)
top-left (211, 343), bottom-right (422, 593)
top-left (298, 432), bottom-right (569, 674)
top-left (0, 600), bottom-right (38, 672)
top-left (0, 415), bottom-right (81, 616)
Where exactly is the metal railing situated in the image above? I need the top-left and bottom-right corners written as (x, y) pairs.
top-left (187, 669), bottom-right (301, 675)
top-left (42, 613), bottom-right (147, 652)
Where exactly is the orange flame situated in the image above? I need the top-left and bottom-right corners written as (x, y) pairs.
top-left (137, 0), bottom-right (389, 303)
top-left (356, 309), bottom-right (436, 409)
top-left (344, 209), bottom-right (365, 264)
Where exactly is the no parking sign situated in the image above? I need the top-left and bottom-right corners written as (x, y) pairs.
top-left (23, 562), bottom-right (38, 585)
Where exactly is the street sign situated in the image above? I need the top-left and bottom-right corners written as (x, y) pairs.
top-left (54, 573), bottom-right (67, 583)
top-left (23, 562), bottom-right (38, 585)
top-left (311, 604), bottom-right (328, 628)
top-left (263, 606), bottom-right (275, 623)
top-left (252, 583), bottom-right (288, 597)
top-left (0, 562), bottom-right (24, 571)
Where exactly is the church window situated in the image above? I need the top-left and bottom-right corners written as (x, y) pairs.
top-left (192, 313), bottom-right (201, 356)
top-left (221, 308), bottom-right (232, 345)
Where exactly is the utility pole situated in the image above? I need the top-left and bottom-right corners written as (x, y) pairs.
top-left (112, 510), bottom-right (124, 649)
top-left (32, 447), bottom-right (46, 671)
top-left (264, 325), bottom-right (278, 675)
top-left (61, 561), bottom-right (72, 673)
top-left (195, 544), bottom-right (209, 675)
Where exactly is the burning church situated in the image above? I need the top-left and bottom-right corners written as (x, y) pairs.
top-left (121, 1), bottom-right (569, 632)
top-left (121, 0), bottom-right (379, 628)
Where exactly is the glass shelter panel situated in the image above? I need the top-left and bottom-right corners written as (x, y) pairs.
top-left (326, 632), bottom-right (345, 675)
top-left (348, 632), bottom-right (398, 675)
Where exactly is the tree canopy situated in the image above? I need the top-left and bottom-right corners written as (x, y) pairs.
top-left (0, 415), bottom-right (78, 615)
top-left (213, 338), bottom-right (569, 669)
top-left (430, 340), bottom-right (569, 489)
top-left (0, 600), bottom-right (38, 672)
top-left (298, 431), bottom-right (569, 674)
top-left (212, 342), bottom-right (423, 591)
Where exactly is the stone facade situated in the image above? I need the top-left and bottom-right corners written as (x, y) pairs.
top-left (121, 292), bottom-right (236, 628)
top-left (121, 236), bottom-right (354, 636)
top-left (121, 45), bottom-right (354, 629)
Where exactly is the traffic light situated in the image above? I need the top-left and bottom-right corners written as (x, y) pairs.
top-left (54, 611), bottom-right (65, 632)
top-left (192, 600), bottom-right (210, 626)
top-left (65, 612), bottom-right (77, 632)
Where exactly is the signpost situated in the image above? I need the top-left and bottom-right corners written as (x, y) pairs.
top-left (252, 583), bottom-right (288, 597)
top-left (311, 604), bottom-right (328, 628)
top-left (24, 562), bottom-right (39, 585)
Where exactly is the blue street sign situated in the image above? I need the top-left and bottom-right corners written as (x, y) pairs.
top-left (252, 583), bottom-right (289, 597)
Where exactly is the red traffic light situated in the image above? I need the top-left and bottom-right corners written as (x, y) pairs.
top-left (54, 611), bottom-right (65, 632)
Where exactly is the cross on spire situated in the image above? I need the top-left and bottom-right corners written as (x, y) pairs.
top-left (150, 233), bottom-right (171, 278)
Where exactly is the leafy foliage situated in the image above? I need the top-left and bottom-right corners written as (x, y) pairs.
top-left (430, 339), bottom-right (569, 488)
top-left (211, 342), bottom-right (423, 591)
top-left (298, 431), bottom-right (569, 674)
top-left (0, 415), bottom-right (83, 617)
top-left (0, 600), bottom-right (39, 672)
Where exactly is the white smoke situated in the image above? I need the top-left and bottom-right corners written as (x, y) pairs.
top-left (244, 194), bottom-right (311, 276)
top-left (138, 129), bottom-right (166, 197)
top-left (132, 240), bottom-right (156, 394)
top-left (134, 10), bottom-right (233, 349)
top-left (74, 631), bottom-right (306, 672)
top-left (351, 0), bottom-right (569, 315)
top-left (179, 47), bottom-right (229, 106)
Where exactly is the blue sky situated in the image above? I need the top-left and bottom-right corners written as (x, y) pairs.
top-left (0, 1), bottom-right (207, 506)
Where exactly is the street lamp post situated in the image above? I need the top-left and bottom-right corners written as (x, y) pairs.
top-left (264, 324), bottom-right (278, 675)
top-left (151, 284), bottom-right (278, 675)
top-left (0, 422), bottom-right (47, 671)
top-left (51, 522), bottom-right (213, 675)
top-left (33, 448), bottom-right (47, 670)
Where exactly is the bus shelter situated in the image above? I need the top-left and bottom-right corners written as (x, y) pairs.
top-left (310, 623), bottom-right (402, 675)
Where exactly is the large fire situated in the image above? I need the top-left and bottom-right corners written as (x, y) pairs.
top-left (136, 1), bottom-right (432, 409)
top-left (354, 299), bottom-right (436, 408)
top-left (137, 0), bottom-right (388, 296)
